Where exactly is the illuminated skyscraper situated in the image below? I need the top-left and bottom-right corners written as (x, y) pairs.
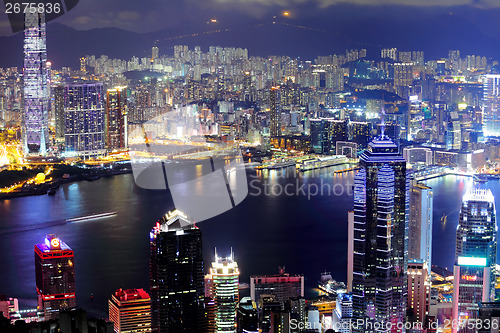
top-left (482, 74), bottom-right (500, 137)
top-left (64, 81), bottom-right (105, 157)
top-left (35, 235), bottom-right (76, 320)
top-left (149, 209), bottom-right (205, 333)
top-left (352, 129), bottom-right (409, 332)
top-left (106, 87), bottom-right (127, 150)
top-left (23, 11), bottom-right (49, 155)
top-left (108, 288), bottom-right (151, 333)
top-left (408, 181), bottom-right (433, 273)
top-left (210, 251), bottom-right (239, 333)
top-left (452, 189), bottom-right (497, 333)
top-left (53, 84), bottom-right (64, 140)
top-left (236, 297), bottom-right (258, 333)
top-left (269, 86), bottom-right (281, 137)
top-left (394, 62), bottom-right (413, 99)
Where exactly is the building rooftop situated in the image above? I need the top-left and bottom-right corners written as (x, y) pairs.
top-left (113, 288), bottom-right (150, 302)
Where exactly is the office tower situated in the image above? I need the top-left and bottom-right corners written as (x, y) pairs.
top-left (80, 57), bottom-right (86, 72)
top-left (347, 211), bottom-right (354, 293)
top-left (394, 62), bottom-right (413, 99)
top-left (408, 181), bottom-right (433, 273)
top-left (237, 297), bottom-right (258, 333)
top-left (333, 293), bottom-right (353, 333)
top-left (53, 85), bottom-right (64, 140)
top-left (250, 271), bottom-right (304, 304)
top-left (452, 189), bottom-right (497, 333)
top-left (270, 311), bottom-right (290, 333)
top-left (109, 288), bottom-right (151, 333)
top-left (210, 251), bottom-right (239, 333)
top-left (34, 235), bottom-right (76, 320)
top-left (259, 295), bottom-right (281, 332)
top-left (348, 121), bottom-right (371, 149)
top-left (446, 112), bottom-right (461, 150)
top-left (23, 11), bottom-right (49, 155)
top-left (482, 74), bottom-right (500, 137)
top-left (106, 87), bottom-right (127, 150)
top-left (407, 260), bottom-right (430, 324)
top-left (352, 129), bottom-right (409, 332)
top-left (0, 296), bottom-right (18, 319)
top-left (150, 209), bottom-right (205, 333)
top-left (64, 81), bottom-right (105, 157)
top-left (269, 86), bottom-right (281, 137)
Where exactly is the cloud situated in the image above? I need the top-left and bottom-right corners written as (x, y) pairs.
top-left (117, 11), bottom-right (141, 21)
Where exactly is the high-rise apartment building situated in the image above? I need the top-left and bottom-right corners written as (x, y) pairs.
top-left (149, 209), bottom-right (205, 333)
top-left (109, 288), bottom-right (151, 333)
top-left (106, 87), bottom-right (127, 150)
top-left (35, 235), bottom-right (76, 320)
top-left (352, 131), bottom-right (409, 332)
top-left (269, 86), bottom-right (281, 137)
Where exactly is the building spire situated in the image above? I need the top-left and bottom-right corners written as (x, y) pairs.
top-left (380, 95), bottom-right (386, 139)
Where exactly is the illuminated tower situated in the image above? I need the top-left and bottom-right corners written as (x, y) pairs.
top-left (452, 188), bottom-right (497, 333)
top-left (210, 251), bottom-right (239, 333)
top-left (483, 74), bottom-right (500, 137)
top-left (106, 87), bottom-right (127, 150)
top-left (269, 86), bottom-right (281, 137)
top-left (352, 126), bottom-right (409, 332)
top-left (23, 11), bottom-right (49, 155)
top-left (35, 235), bottom-right (76, 320)
top-left (64, 81), bottom-right (105, 157)
top-left (408, 181), bottom-right (433, 273)
top-left (149, 209), bottom-right (205, 333)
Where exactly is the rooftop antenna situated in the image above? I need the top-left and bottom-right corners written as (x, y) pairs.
top-left (215, 247), bottom-right (218, 261)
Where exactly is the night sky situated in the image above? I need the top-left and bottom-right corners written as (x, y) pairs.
top-left (1, 0), bottom-right (500, 36)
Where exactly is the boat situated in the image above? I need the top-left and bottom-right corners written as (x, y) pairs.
top-left (255, 159), bottom-right (296, 170)
top-left (318, 272), bottom-right (347, 296)
top-left (473, 174), bottom-right (488, 183)
top-left (297, 155), bottom-right (347, 172)
top-left (47, 187), bottom-right (57, 196)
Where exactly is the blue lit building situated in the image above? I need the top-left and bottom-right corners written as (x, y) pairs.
top-left (352, 129), bottom-right (409, 332)
top-left (64, 82), bottom-right (105, 157)
top-left (452, 189), bottom-right (497, 333)
top-left (23, 11), bottom-right (49, 155)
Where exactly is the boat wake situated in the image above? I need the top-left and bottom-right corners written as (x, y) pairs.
top-left (0, 212), bottom-right (118, 235)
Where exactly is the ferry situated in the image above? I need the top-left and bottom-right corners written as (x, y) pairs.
top-left (255, 159), bottom-right (296, 170)
top-left (297, 156), bottom-right (347, 172)
top-left (66, 212), bottom-right (118, 223)
top-left (318, 272), bottom-right (347, 296)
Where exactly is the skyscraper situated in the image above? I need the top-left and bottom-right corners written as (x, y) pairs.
top-left (394, 62), bottom-right (413, 99)
top-left (108, 288), bottom-right (151, 333)
top-left (106, 87), bottom-right (127, 150)
top-left (333, 293), bottom-right (353, 333)
top-left (64, 81), bottom-right (106, 157)
top-left (210, 251), bottom-right (239, 333)
top-left (35, 235), bottom-right (76, 320)
top-left (250, 271), bottom-right (304, 304)
top-left (23, 11), bottom-right (49, 155)
top-left (352, 130), bottom-right (409, 332)
top-left (149, 209), bottom-right (205, 333)
top-left (53, 84), bottom-right (64, 140)
top-left (407, 260), bottom-right (430, 324)
top-left (482, 74), bottom-right (500, 137)
top-left (408, 181), bottom-right (433, 273)
top-left (269, 86), bottom-right (281, 137)
top-left (452, 188), bottom-right (497, 333)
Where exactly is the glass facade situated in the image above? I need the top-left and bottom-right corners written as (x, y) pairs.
top-left (352, 134), bottom-right (409, 332)
top-left (149, 210), bottom-right (205, 333)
